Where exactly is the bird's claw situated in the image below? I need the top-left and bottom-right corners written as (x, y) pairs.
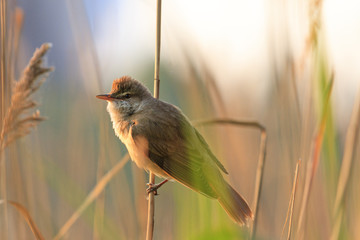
top-left (146, 183), bottom-right (159, 195)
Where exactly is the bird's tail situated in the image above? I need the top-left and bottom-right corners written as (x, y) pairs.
top-left (217, 182), bottom-right (253, 225)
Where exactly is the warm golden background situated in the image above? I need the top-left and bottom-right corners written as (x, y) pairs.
top-left (1, 0), bottom-right (360, 239)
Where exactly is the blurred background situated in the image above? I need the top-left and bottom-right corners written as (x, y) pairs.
top-left (1, 0), bottom-right (360, 239)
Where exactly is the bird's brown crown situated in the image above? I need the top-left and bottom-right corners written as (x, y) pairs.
top-left (110, 76), bottom-right (151, 98)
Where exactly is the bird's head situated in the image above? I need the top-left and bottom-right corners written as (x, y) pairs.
top-left (96, 76), bottom-right (152, 117)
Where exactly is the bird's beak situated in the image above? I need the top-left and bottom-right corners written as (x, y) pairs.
top-left (96, 94), bottom-right (115, 101)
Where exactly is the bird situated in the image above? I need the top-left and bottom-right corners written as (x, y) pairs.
top-left (96, 76), bottom-right (253, 225)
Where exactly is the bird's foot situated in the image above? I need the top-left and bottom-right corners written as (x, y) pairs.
top-left (146, 183), bottom-right (159, 195)
top-left (146, 179), bottom-right (168, 195)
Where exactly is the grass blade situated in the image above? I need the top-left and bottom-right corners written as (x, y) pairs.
top-left (296, 75), bottom-right (333, 237)
top-left (0, 200), bottom-right (45, 240)
top-left (53, 154), bottom-right (129, 240)
top-left (331, 87), bottom-right (360, 239)
top-left (281, 159), bottom-right (301, 240)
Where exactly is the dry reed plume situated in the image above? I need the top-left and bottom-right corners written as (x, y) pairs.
top-left (0, 43), bottom-right (53, 154)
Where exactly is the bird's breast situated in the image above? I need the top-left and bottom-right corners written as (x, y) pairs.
top-left (117, 122), bottom-right (169, 179)
top-left (107, 102), bottom-right (169, 178)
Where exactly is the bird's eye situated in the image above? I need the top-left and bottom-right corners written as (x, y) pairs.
top-left (124, 93), bottom-right (131, 99)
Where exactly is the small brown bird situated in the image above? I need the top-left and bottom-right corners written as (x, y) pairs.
top-left (96, 76), bottom-right (253, 225)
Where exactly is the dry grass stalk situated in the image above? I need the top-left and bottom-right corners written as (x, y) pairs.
top-left (296, 76), bottom-right (333, 238)
top-left (282, 159), bottom-right (301, 240)
top-left (1, 1), bottom-right (9, 237)
top-left (330, 87), bottom-right (360, 239)
top-left (54, 154), bottom-right (130, 240)
top-left (298, 0), bottom-right (324, 71)
top-left (9, 8), bottom-right (24, 85)
top-left (1, 0), bottom-right (7, 122)
top-left (330, 208), bottom-right (343, 240)
top-left (0, 200), bottom-right (45, 240)
top-left (287, 160), bottom-right (301, 240)
top-left (0, 43), bottom-right (53, 153)
top-left (250, 129), bottom-right (266, 239)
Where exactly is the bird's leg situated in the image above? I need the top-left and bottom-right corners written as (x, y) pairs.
top-left (146, 179), bottom-right (168, 195)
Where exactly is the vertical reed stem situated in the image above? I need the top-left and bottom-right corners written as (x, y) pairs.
top-left (287, 159), bottom-right (301, 240)
top-left (153, 0), bottom-right (161, 99)
top-left (0, 0), bottom-right (8, 239)
top-left (251, 129), bottom-right (267, 239)
top-left (146, 1), bottom-right (161, 240)
top-left (1, 0), bottom-right (6, 112)
top-left (331, 87), bottom-right (360, 240)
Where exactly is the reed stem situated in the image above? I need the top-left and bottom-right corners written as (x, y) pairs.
top-left (146, 1), bottom-right (162, 240)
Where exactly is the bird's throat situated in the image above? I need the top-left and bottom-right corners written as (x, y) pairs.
top-left (107, 101), bottom-right (131, 141)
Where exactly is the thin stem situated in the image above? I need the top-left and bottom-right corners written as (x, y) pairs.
top-left (251, 130), bottom-right (267, 239)
top-left (1, 0), bottom-right (6, 117)
top-left (146, 173), bottom-right (155, 240)
top-left (54, 154), bottom-right (130, 240)
top-left (153, 0), bottom-right (161, 99)
top-left (0, 0), bottom-right (8, 238)
top-left (0, 200), bottom-right (45, 240)
top-left (331, 87), bottom-right (360, 240)
top-left (296, 76), bottom-right (333, 237)
top-left (281, 159), bottom-right (301, 240)
top-left (146, 1), bottom-right (162, 240)
top-left (287, 160), bottom-right (301, 240)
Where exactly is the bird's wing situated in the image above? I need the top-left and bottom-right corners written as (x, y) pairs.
top-left (193, 128), bottom-right (228, 174)
top-left (132, 102), bottom-right (223, 198)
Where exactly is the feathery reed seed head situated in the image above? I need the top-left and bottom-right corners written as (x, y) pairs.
top-left (0, 43), bottom-right (53, 151)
